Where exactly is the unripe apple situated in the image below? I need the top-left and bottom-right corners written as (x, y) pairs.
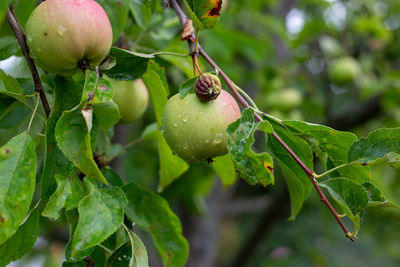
top-left (25, 0), bottom-right (113, 76)
top-left (106, 78), bottom-right (149, 124)
top-left (162, 90), bottom-right (241, 163)
top-left (264, 88), bottom-right (303, 111)
top-left (328, 57), bottom-right (361, 85)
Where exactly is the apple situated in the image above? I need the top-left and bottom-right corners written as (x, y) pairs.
top-left (106, 78), bottom-right (149, 124)
top-left (264, 88), bottom-right (303, 111)
top-left (162, 90), bottom-right (241, 163)
top-left (25, 0), bottom-right (113, 76)
top-left (328, 57), bottom-right (361, 85)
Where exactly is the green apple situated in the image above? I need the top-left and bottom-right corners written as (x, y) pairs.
top-left (107, 78), bottom-right (149, 124)
top-left (264, 88), bottom-right (303, 111)
top-left (328, 57), bottom-right (361, 85)
top-left (25, 0), bottom-right (113, 76)
top-left (162, 90), bottom-right (241, 163)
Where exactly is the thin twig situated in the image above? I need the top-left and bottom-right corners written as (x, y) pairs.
top-left (6, 8), bottom-right (50, 118)
top-left (168, 0), bottom-right (354, 241)
top-left (27, 92), bottom-right (40, 133)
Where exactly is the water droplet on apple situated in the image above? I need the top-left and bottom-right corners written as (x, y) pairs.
top-left (213, 133), bottom-right (223, 144)
top-left (183, 142), bottom-right (189, 150)
top-left (182, 115), bottom-right (190, 122)
top-left (56, 25), bottom-right (68, 37)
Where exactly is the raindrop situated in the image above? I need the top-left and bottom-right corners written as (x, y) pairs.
top-left (213, 133), bottom-right (223, 144)
top-left (173, 123), bottom-right (178, 128)
top-left (182, 115), bottom-right (190, 122)
top-left (56, 25), bottom-right (68, 37)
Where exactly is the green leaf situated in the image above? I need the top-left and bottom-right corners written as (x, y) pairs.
top-left (0, 132), bottom-right (36, 245)
top-left (212, 154), bottom-right (237, 187)
top-left (104, 47), bottom-right (150, 81)
top-left (79, 71), bottom-right (114, 106)
top-left (42, 173), bottom-right (84, 220)
top-left (41, 76), bottom-right (82, 200)
top-left (106, 230), bottom-right (149, 267)
top-left (142, 64), bottom-right (188, 191)
top-left (97, 0), bottom-right (130, 42)
top-left (13, 0), bottom-right (36, 30)
top-left (0, 208), bottom-right (39, 266)
top-left (178, 76), bottom-right (198, 99)
top-left (320, 178), bottom-right (369, 234)
top-left (93, 101), bottom-right (121, 130)
top-left (0, 36), bottom-right (18, 60)
top-left (68, 180), bottom-right (128, 261)
top-left (0, 100), bottom-right (43, 146)
top-left (227, 108), bottom-right (274, 187)
top-left (348, 128), bottom-right (400, 169)
top-left (362, 182), bottom-right (399, 208)
top-left (267, 122), bottom-right (313, 219)
top-left (55, 108), bottom-right (108, 184)
top-left (141, 122), bottom-right (158, 142)
top-left (65, 209), bottom-right (94, 262)
top-left (130, 0), bottom-right (153, 29)
top-left (184, 0), bottom-right (222, 30)
top-left (123, 183), bottom-right (189, 267)
top-left (0, 68), bottom-right (27, 104)
top-left (62, 261), bottom-right (86, 267)
top-left (0, 0), bottom-right (13, 27)
top-left (102, 167), bottom-right (124, 188)
top-left (89, 75), bottom-right (114, 106)
top-left (284, 121), bottom-right (371, 183)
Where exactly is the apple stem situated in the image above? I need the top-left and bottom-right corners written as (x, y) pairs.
top-left (6, 7), bottom-right (51, 118)
top-left (78, 58), bottom-right (90, 74)
top-left (168, 0), bottom-right (355, 242)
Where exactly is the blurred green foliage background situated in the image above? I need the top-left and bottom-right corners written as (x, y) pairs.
top-left (2, 0), bottom-right (400, 266)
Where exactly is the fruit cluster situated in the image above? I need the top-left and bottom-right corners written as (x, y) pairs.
top-left (26, 0), bottom-right (241, 164)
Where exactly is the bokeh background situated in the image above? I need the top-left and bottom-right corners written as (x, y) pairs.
top-left (2, 0), bottom-right (400, 266)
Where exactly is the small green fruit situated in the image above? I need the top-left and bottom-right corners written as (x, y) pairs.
top-left (25, 0), bottom-right (113, 76)
top-left (107, 78), bottom-right (149, 124)
top-left (162, 90), bottom-right (241, 163)
top-left (328, 57), bottom-right (361, 85)
top-left (265, 88), bottom-right (303, 111)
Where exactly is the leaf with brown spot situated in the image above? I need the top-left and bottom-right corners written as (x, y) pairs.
top-left (185, 0), bottom-right (223, 30)
top-left (227, 108), bottom-right (275, 187)
top-left (0, 132), bottom-right (36, 245)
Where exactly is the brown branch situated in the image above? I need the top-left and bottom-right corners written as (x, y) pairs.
top-left (168, 0), bottom-right (354, 242)
top-left (6, 8), bottom-right (51, 118)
